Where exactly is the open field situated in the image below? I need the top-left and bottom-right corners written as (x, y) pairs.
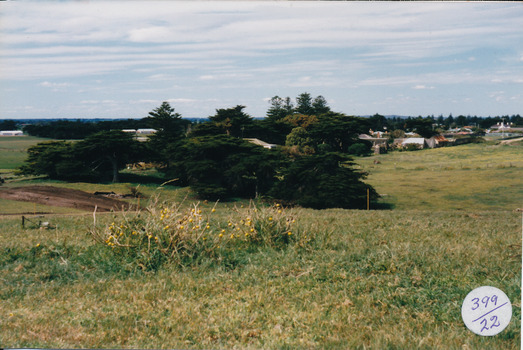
top-left (357, 141), bottom-right (523, 211)
top-left (0, 137), bottom-right (521, 348)
top-left (0, 136), bottom-right (50, 172)
top-left (0, 207), bottom-right (520, 348)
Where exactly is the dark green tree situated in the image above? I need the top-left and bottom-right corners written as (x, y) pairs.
top-left (75, 130), bottom-right (144, 182)
top-left (267, 96), bottom-right (294, 121)
top-left (209, 105), bottom-right (254, 137)
top-left (0, 120), bottom-right (18, 131)
top-left (270, 152), bottom-right (378, 209)
top-left (295, 92), bottom-right (314, 115)
top-left (146, 102), bottom-right (189, 166)
top-left (404, 117), bottom-right (438, 138)
top-left (167, 135), bottom-right (280, 200)
top-left (308, 113), bottom-right (366, 153)
top-left (367, 114), bottom-right (388, 131)
top-left (312, 95), bottom-right (331, 115)
top-left (17, 141), bottom-right (86, 180)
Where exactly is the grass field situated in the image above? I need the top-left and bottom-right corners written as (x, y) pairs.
top-left (357, 141), bottom-right (523, 211)
top-left (0, 137), bottom-right (521, 348)
top-left (0, 136), bottom-right (49, 172)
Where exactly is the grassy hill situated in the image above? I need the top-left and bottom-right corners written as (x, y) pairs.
top-left (0, 138), bottom-right (521, 348)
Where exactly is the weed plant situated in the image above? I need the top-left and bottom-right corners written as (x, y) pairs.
top-left (89, 199), bottom-right (303, 270)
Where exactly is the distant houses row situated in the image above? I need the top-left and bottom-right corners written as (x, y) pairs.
top-left (359, 134), bottom-right (452, 154)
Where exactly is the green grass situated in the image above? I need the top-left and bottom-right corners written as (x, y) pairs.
top-left (356, 142), bottom-right (523, 211)
top-left (0, 136), bottom-right (50, 171)
top-left (0, 140), bottom-right (521, 348)
top-left (0, 208), bottom-right (520, 348)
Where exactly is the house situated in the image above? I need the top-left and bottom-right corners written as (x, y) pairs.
top-left (359, 134), bottom-right (388, 154)
top-left (358, 134), bottom-right (388, 147)
top-left (426, 135), bottom-right (449, 148)
top-left (244, 138), bottom-right (279, 149)
top-left (400, 138), bottom-right (427, 149)
top-left (0, 130), bottom-right (23, 136)
top-left (136, 129), bottom-right (157, 135)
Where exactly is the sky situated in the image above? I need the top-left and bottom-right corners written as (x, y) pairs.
top-left (1, 1), bottom-right (522, 119)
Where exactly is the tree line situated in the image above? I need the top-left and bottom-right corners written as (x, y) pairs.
top-left (18, 93), bottom-right (383, 209)
top-left (15, 92), bottom-right (522, 208)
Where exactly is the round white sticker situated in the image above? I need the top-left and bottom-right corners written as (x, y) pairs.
top-left (461, 286), bottom-right (512, 336)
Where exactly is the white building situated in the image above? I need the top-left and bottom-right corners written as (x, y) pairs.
top-left (0, 130), bottom-right (23, 136)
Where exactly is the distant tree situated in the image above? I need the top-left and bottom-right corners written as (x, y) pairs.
top-left (390, 129), bottom-right (406, 139)
top-left (269, 152), bottom-right (378, 209)
top-left (308, 113), bottom-right (365, 153)
top-left (167, 135), bottom-right (280, 200)
top-left (347, 142), bottom-right (371, 156)
top-left (282, 114), bottom-right (318, 129)
top-left (367, 114), bottom-right (388, 131)
top-left (511, 114), bottom-right (523, 126)
top-left (285, 127), bottom-right (313, 148)
top-left (146, 102), bottom-right (190, 167)
top-left (404, 117), bottom-right (438, 138)
top-left (455, 115), bottom-right (468, 127)
top-left (0, 120), bottom-right (18, 130)
top-left (17, 141), bottom-right (85, 180)
top-left (147, 102), bottom-right (187, 137)
top-left (267, 96), bottom-right (294, 121)
top-left (209, 105), bottom-right (254, 137)
top-left (295, 92), bottom-right (314, 115)
top-left (312, 95), bottom-right (331, 115)
top-left (75, 130), bottom-right (144, 182)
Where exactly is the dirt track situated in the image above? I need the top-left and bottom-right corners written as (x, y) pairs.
top-left (0, 185), bottom-right (133, 213)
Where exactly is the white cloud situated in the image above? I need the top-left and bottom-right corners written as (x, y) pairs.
top-left (128, 27), bottom-right (174, 43)
top-left (413, 85), bottom-right (435, 90)
top-left (39, 81), bottom-right (71, 88)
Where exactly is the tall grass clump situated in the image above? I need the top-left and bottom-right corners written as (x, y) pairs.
top-left (90, 200), bottom-right (303, 270)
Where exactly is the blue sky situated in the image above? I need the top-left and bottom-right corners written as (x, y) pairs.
top-left (1, 1), bottom-right (522, 119)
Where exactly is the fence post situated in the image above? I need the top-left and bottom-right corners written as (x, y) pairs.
top-left (367, 188), bottom-right (370, 210)
top-left (22, 215), bottom-right (25, 229)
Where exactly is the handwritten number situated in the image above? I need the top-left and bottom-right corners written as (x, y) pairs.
top-left (480, 318), bottom-right (489, 332)
top-left (472, 295), bottom-right (498, 311)
top-left (481, 296), bottom-right (490, 309)
top-left (490, 316), bottom-right (500, 328)
top-left (472, 298), bottom-right (480, 310)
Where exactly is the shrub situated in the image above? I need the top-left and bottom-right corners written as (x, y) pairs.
top-left (90, 200), bottom-right (302, 270)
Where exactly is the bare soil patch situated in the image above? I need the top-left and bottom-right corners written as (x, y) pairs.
top-left (0, 185), bottom-right (134, 213)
